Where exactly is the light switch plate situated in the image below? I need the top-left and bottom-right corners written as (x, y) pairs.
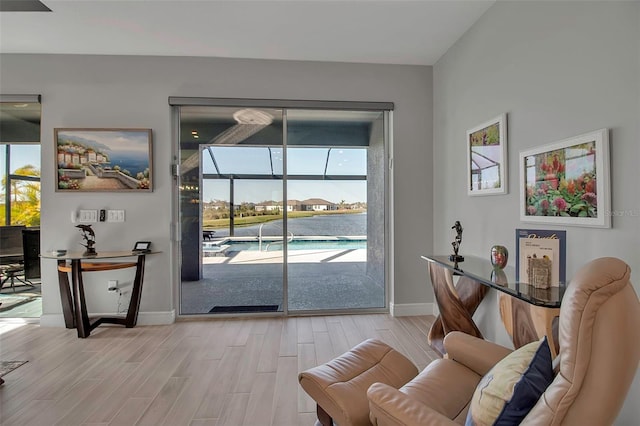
top-left (78, 209), bottom-right (98, 223)
top-left (107, 210), bottom-right (125, 222)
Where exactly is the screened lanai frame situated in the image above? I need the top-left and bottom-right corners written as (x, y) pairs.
top-left (203, 145), bottom-right (367, 180)
top-left (169, 97), bottom-right (394, 317)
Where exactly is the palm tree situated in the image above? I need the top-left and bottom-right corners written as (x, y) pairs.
top-left (1, 164), bottom-right (41, 226)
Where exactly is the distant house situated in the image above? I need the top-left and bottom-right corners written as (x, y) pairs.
top-left (255, 198), bottom-right (337, 212)
top-left (287, 199), bottom-right (302, 212)
top-left (255, 201), bottom-right (280, 212)
top-left (302, 198), bottom-right (337, 211)
top-left (204, 200), bottom-right (228, 210)
top-left (348, 202), bottom-right (367, 210)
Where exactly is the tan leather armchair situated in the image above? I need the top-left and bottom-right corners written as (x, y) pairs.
top-left (368, 257), bottom-right (640, 426)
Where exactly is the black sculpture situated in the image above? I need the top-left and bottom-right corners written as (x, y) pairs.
top-left (76, 224), bottom-right (97, 256)
top-left (449, 220), bottom-right (464, 262)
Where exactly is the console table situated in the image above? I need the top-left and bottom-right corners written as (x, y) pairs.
top-left (41, 250), bottom-right (157, 338)
top-left (422, 255), bottom-right (565, 358)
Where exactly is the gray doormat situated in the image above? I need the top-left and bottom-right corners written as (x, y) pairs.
top-left (209, 305), bottom-right (279, 313)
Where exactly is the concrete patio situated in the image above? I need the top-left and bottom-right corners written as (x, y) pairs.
top-left (181, 248), bottom-right (385, 314)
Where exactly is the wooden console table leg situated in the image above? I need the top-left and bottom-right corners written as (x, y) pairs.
top-left (71, 259), bottom-right (91, 338)
top-left (57, 259), bottom-right (75, 329)
top-left (428, 263), bottom-right (489, 357)
top-left (125, 255), bottom-right (146, 327)
top-left (498, 293), bottom-right (560, 358)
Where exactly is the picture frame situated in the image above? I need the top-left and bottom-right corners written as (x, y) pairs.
top-left (133, 241), bottom-right (151, 252)
top-left (466, 114), bottom-right (508, 196)
top-left (519, 128), bottom-right (610, 228)
top-left (55, 128), bottom-right (152, 192)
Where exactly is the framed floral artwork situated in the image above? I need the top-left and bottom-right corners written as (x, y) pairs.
top-left (519, 128), bottom-right (610, 228)
top-left (467, 114), bottom-right (508, 196)
top-left (55, 128), bottom-right (152, 192)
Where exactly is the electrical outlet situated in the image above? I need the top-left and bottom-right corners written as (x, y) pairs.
top-left (107, 280), bottom-right (118, 292)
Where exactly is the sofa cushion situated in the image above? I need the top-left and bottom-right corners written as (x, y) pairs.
top-left (465, 337), bottom-right (553, 426)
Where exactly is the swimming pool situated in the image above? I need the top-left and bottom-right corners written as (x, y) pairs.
top-left (204, 239), bottom-right (366, 253)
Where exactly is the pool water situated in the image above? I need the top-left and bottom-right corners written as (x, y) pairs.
top-left (205, 239), bottom-right (366, 252)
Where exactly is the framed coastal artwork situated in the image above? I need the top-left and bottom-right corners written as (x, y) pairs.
top-left (55, 128), bottom-right (153, 192)
top-left (519, 128), bottom-right (610, 228)
top-left (466, 114), bottom-right (508, 196)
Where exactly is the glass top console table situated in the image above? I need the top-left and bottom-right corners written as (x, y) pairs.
top-left (421, 255), bottom-right (565, 358)
top-left (41, 250), bottom-right (159, 338)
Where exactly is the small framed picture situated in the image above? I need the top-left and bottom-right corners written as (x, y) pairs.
top-left (467, 114), bottom-right (508, 196)
top-left (133, 241), bottom-right (151, 252)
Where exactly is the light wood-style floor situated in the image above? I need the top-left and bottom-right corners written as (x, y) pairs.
top-left (0, 314), bottom-right (438, 426)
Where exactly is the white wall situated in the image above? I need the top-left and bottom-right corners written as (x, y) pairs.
top-left (0, 54), bottom-right (434, 319)
top-left (433, 1), bottom-right (639, 423)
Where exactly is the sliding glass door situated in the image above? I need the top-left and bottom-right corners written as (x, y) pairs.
top-left (176, 101), bottom-right (389, 316)
top-left (179, 107), bottom-right (285, 314)
top-left (285, 109), bottom-right (385, 311)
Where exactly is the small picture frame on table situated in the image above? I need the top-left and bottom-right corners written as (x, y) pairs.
top-left (133, 241), bottom-right (151, 253)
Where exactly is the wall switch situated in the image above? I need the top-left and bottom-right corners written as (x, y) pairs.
top-left (107, 280), bottom-right (118, 292)
top-left (107, 210), bottom-right (125, 222)
top-left (78, 210), bottom-right (98, 223)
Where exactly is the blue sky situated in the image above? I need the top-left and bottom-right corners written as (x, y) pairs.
top-left (1, 144), bottom-right (40, 174)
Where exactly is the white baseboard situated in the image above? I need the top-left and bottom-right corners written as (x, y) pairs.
top-left (39, 310), bottom-right (176, 327)
top-left (137, 310), bottom-right (176, 325)
top-left (40, 314), bottom-right (65, 327)
top-left (390, 302), bottom-right (436, 317)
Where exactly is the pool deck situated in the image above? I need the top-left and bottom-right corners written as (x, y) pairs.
top-left (203, 248), bottom-right (366, 264)
top-left (182, 248), bottom-right (384, 314)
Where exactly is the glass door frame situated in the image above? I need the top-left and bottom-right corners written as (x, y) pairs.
top-left (170, 98), bottom-right (394, 318)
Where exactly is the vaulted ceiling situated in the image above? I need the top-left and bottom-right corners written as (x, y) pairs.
top-left (0, 0), bottom-right (494, 66)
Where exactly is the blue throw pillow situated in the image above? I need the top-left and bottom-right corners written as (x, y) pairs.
top-left (465, 337), bottom-right (554, 426)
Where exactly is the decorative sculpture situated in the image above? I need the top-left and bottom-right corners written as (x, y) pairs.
top-left (491, 245), bottom-right (509, 269)
top-left (76, 224), bottom-right (97, 256)
top-left (449, 220), bottom-right (464, 262)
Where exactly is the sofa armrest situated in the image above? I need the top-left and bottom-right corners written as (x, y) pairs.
top-left (367, 382), bottom-right (458, 426)
top-left (444, 332), bottom-right (512, 376)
